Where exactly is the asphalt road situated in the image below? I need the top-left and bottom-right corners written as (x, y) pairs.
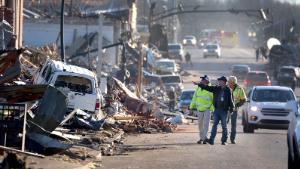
top-left (101, 47), bottom-right (288, 169)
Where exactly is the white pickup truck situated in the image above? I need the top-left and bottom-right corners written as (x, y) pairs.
top-left (33, 59), bottom-right (102, 114)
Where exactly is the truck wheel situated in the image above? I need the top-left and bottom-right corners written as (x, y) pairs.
top-left (243, 122), bottom-right (255, 133)
top-left (243, 124), bottom-right (254, 133)
top-left (288, 149), bottom-right (299, 169)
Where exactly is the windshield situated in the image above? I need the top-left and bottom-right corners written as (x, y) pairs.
top-left (206, 45), bottom-right (217, 49)
top-left (161, 76), bottom-right (181, 83)
top-left (280, 68), bottom-right (295, 74)
top-left (54, 75), bottom-right (93, 94)
top-left (252, 89), bottom-right (295, 102)
top-left (168, 44), bottom-right (181, 50)
top-left (156, 62), bottom-right (174, 68)
top-left (246, 72), bottom-right (268, 81)
top-left (233, 66), bottom-right (248, 72)
top-left (180, 91), bottom-right (194, 100)
top-left (184, 36), bottom-right (195, 39)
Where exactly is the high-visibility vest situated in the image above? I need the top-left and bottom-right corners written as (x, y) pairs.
top-left (189, 86), bottom-right (214, 112)
top-left (232, 85), bottom-right (246, 105)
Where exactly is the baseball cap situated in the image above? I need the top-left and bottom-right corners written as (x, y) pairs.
top-left (217, 76), bottom-right (227, 82)
top-left (200, 75), bottom-right (209, 81)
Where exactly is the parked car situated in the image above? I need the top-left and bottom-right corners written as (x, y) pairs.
top-left (155, 59), bottom-right (178, 75)
top-left (287, 104), bottom-right (300, 169)
top-left (182, 35), bottom-right (197, 46)
top-left (178, 89), bottom-right (195, 113)
top-left (33, 59), bottom-right (102, 114)
top-left (203, 43), bottom-right (221, 58)
top-left (198, 38), bottom-right (208, 49)
top-left (143, 72), bottom-right (164, 89)
top-left (241, 86), bottom-right (297, 133)
top-left (244, 71), bottom-right (271, 90)
top-left (168, 43), bottom-right (184, 61)
top-left (160, 75), bottom-right (184, 95)
top-left (277, 66), bottom-right (300, 90)
top-left (231, 64), bottom-right (250, 80)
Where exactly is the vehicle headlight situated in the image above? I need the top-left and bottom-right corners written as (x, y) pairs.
top-left (203, 49), bottom-right (208, 52)
top-left (183, 40), bottom-right (187, 44)
top-left (250, 106), bottom-right (259, 112)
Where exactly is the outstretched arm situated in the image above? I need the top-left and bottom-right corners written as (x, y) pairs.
top-left (197, 83), bottom-right (217, 93)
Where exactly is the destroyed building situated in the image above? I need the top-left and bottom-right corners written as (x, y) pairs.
top-left (0, 1), bottom-right (183, 168)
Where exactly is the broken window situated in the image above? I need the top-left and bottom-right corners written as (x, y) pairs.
top-left (54, 75), bottom-right (93, 94)
top-left (41, 64), bottom-right (49, 77)
top-left (45, 66), bottom-right (52, 82)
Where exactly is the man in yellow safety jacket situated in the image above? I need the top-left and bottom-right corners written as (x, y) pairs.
top-left (228, 76), bottom-right (246, 144)
top-left (190, 75), bottom-right (214, 144)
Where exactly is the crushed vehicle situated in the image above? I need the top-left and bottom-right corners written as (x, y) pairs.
top-left (33, 59), bottom-right (102, 114)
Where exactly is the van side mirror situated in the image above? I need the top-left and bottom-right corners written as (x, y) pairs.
top-left (296, 103), bottom-right (300, 117)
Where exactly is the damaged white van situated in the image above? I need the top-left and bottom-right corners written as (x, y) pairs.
top-left (33, 59), bottom-right (102, 114)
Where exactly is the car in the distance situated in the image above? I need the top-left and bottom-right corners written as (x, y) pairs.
top-left (241, 86), bottom-right (297, 133)
top-left (198, 38), bottom-right (208, 48)
top-left (168, 43), bottom-right (184, 61)
top-left (287, 104), bottom-right (300, 169)
top-left (203, 44), bottom-right (221, 58)
top-left (277, 66), bottom-right (300, 90)
top-left (183, 35), bottom-right (197, 46)
top-left (178, 89), bottom-right (195, 113)
top-left (244, 71), bottom-right (271, 90)
top-left (160, 74), bottom-right (184, 95)
top-left (231, 64), bottom-right (250, 80)
top-left (155, 59), bottom-right (178, 75)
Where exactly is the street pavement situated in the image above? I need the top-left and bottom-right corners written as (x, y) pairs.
top-left (101, 47), bottom-right (288, 169)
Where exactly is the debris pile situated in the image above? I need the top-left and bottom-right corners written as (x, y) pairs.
top-left (0, 48), bottom-right (181, 168)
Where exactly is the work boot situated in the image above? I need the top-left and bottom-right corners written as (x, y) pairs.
top-left (208, 139), bottom-right (214, 145)
top-left (231, 140), bottom-right (236, 144)
top-left (197, 140), bottom-right (203, 144)
top-left (221, 142), bottom-right (227, 145)
top-left (203, 138), bottom-right (209, 144)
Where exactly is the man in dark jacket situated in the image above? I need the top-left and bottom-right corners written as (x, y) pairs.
top-left (197, 76), bottom-right (234, 145)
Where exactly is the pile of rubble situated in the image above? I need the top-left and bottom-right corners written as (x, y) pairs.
top-left (0, 48), bottom-right (179, 167)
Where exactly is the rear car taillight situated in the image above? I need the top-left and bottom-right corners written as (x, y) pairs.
top-left (244, 80), bottom-right (248, 86)
top-left (267, 80), bottom-right (271, 85)
top-left (95, 99), bottom-right (100, 110)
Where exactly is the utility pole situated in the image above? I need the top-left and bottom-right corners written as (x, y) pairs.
top-left (6, 0), bottom-right (23, 49)
top-left (97, 14), bottom-right (104, 84)
top-left (60, 0), bottom-right (65, 62)
top-left (136, 41), bottom-right (143, 98)
top-left (113, 21), bottom-right (121, 65)
top-left (69, 0), bottom-right (73, 17)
